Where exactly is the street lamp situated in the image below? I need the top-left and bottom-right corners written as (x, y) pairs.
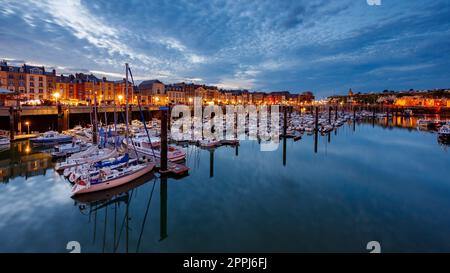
top-left (25, 121), bottom-right (30, 135)
top-left (118, 94), bottom-right (123, 104)
top-left (52, 92), bottom-right (61, 104)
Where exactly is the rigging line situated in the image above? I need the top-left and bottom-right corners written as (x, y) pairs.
top-left (102, 204), bottom-right (108, 253)
top-left (118, 110), bottom-right (139, 159)
top-left (113, 189), bottom-right (135, 252)
top-left (136, 177), bottom-right (158, 252)
top-left (113, 202), bottom-right (117, 253)
top-left (128, 67), bottom-right (157, 160)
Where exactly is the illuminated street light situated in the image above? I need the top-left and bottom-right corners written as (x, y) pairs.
top-left (52, 92), bottom-right (61, 104)
top-left (25, 121), bottom-right (30, 134)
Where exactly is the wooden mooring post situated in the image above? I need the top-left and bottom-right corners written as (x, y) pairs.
top-left (328, 106), bottom-right (332, 124)
top-left (160, 107), bottom-right (168, 173)
top-left (314, 107), bottom-right (319, 153)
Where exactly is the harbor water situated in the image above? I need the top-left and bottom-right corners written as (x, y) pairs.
top-left (0, 118), bottom-right (450, 253)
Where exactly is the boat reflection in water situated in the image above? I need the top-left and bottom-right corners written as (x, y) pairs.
top-left (71, 172), bottom-right (170, 253)
top-left (0, 141), bottom-right (52, 182)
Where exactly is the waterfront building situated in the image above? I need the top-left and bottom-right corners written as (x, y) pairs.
top-left (99, 78), bottom-right (115, 104)
top-left (138, 79), bottom-right (165, 105)
top-left (252, 92), bottom-right (265, 105)
top-left (298, 91), bottom-right (315, 104)
top-left (166, 84), bottom-right (185, 104)
top-left (172, 82), bottom-right (200, 103)
top-left (194, 86), bottom-right (207, 101)
top-left (46, 70), bottom-right (56, 99)
top-left (24, 64), bottom-right (49, 100)
top-left (0, 62), bottom-right (26, 98)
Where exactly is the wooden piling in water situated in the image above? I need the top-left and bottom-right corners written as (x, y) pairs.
top-left (160, 177), bottom-right (168, 241)
top-left (210, 150), bottom-right (214, 177)
top-left (315, 107), bottom-right (319, 132)
top-left (314, 107), bottom-right (318, 153)
top-left (328, 106), bottom-right (332, 124)
top-left (160, 107), bottom-right (168, 172)
top-left (9, 106), bottom-right (15, 141)
top-left (335, 105), bottom-right (338, 121)
top-left (57, 104), bottom-right (63, 133)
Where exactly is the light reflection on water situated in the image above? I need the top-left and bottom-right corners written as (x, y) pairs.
top-left (0, 117), bottom-right (449, 253)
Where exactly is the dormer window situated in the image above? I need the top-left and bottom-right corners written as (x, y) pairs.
top-left (30, 68), bottom-right (43, 75)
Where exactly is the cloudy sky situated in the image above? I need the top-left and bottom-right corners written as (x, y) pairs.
top-left (0, 0), bottom-right (449, 97)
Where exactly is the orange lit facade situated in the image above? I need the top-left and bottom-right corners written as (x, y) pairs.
top-left (25, 71), bottom-right (47, 100)
top-left (114, 80), bottom-right (134, 104)
top-left (1, 61), bottom-right (321, 106)
top-left (0, 64), bottom-right (26, 97)
top-left (394, 96), bottom-right (449, 107)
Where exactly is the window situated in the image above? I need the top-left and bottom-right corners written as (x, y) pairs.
top-left (39, 77), bottom-right (43, 81)
top-left (30, 88), bottom-right (34, 93)
top-left (39, 83), bottom-right (43, 87)
top-left (30, 76), bottom-right (34, 81)
top-left (39, 89), bottom-right (43, 93)
top-left (30, 82), bottom-right (34, 87)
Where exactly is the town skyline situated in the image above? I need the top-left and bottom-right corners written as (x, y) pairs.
top-left (1, 59), bottom-right (449, 100)
top-left (1, 0), bottom-right (449, 97)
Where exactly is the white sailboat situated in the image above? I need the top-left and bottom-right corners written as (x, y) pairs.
top-left (71, 63), bottom-right (155, 196)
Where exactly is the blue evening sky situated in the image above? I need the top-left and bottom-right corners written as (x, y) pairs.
top-left (0, 0), bottom-right (449, 97)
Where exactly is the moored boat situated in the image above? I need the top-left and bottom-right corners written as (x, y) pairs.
top-left (71, 162), bottom-right (155, 196)
top-left (438, 125), bottom-right (450, 141)
top-left (30, 131), bottom-right (72, 146)
top-left (0, 137), bottom-right (10, 146)
top-left (125, 137), bottom-right (186, 162)
top-left (55, 147), bottom-right (118, 171)
top-left (198, 139), bottom-right (221, 148)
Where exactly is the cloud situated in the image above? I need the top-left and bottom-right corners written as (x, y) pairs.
top-left (367, 64), bottom-right (436, 75)
top-left (0, 0), bottom-right (449, 95)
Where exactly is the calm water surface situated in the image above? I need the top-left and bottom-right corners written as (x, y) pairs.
top-left (1, 119), bottom-right (450, 253)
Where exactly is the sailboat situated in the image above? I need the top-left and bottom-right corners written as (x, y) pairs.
top-left (71, 161), bottom-right (154, 195)
top-left (71, 63), bottom-right (155, 196)
top-left (124, 136), bottom-right (186, 162)
top-left (55, 147), bottom-right (118, 171)
top-left (438, 125), bottom-right (450, 142)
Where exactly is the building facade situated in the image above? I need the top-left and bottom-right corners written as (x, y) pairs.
top-left (138, 80), bottom-right (165, 105)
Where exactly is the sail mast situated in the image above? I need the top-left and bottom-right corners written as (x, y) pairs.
top-left (125, 63), bottom-right (129, 154)
top-left (103, 79), bottom-right (108, 126)
top-left (113, 81), bottom-right (118, 148)
top-left (93, 81), bottom-right (99, 145)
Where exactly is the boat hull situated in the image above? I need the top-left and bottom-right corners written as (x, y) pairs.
top-left (128, 144), bottom-right (186, 162)
top-left (71, 163), bottom-right (155, 196)
top-left (31, 137), bottom-right (72, 146)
